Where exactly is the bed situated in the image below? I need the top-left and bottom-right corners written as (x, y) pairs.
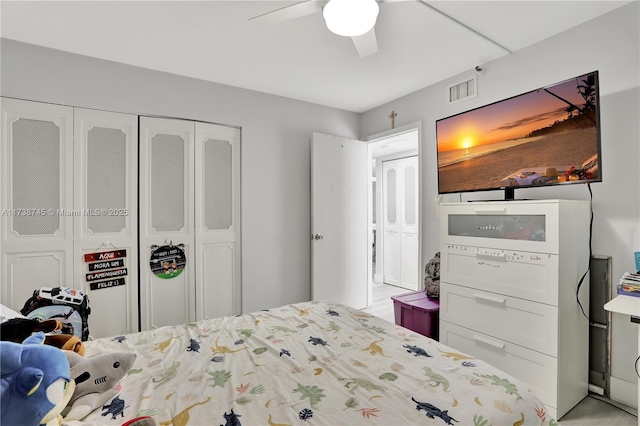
top-left (69, 301), bottom-right (557, 425)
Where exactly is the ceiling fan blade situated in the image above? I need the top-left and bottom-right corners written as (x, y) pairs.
top-left (248, 1), bottom-right (325, 24)
top-left (351, 27), bottom-right (378, 58)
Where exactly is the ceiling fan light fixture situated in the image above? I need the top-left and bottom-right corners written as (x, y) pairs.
top-left (323, 0), bottom-right (379, 37)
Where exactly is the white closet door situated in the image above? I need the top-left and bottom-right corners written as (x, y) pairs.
top-left (73, 108), bottom-right (138, 338)
top-left (382, 163), bottom-right (400, 286)
top-left (194, 122), bottom-right (241, 320)
top-left (139, 117), bottom-right (195, 330)
top-left (382, 156), bottom-right (418, 290)
top-left (400, 157), bottom-right (419, 289)
top-left (1, 98), bottom-right (74, 309)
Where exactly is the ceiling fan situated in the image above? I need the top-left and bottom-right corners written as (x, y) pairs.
top-left (249, 0), bottom-right (510, 59)
top-left (248, 0), bottom-right (398, 58)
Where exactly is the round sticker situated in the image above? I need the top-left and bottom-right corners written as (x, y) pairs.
top-left (149, 244), bottom-right (186, 279)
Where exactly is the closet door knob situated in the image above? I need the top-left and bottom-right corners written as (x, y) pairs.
top-left (313, 233), bottom-right (324, 240)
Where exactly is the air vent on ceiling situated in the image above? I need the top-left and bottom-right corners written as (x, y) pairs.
top-left (447, 76), bottom-right (477, 104)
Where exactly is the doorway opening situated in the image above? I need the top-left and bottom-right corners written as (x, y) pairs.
top-left (365, 127), bottom-right (420, 321)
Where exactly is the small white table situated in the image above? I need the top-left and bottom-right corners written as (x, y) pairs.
top-left (604, 295), bottom-right (640, 425)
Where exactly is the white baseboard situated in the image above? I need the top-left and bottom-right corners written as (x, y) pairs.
top-left (610, 376), bottom-right (638, 409)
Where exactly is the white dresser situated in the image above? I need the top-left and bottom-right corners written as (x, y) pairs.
top-left (438, 199), bottom-right (590, 420)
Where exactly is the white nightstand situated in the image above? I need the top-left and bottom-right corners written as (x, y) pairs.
top-left (604, 295), bottom-right (640, 426)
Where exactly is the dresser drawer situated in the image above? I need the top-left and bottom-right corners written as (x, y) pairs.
top-left (441, 244), bottom-right (559, 305)
top-left (440, 283), bottom-right (558, 356)
top-left (440, 200), bottom-right (562, 253)
top-left (440, 320), bottom-right (557, 420)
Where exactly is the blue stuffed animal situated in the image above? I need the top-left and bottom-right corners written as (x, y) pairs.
top-left (1, 332), bottom-right (75, 426)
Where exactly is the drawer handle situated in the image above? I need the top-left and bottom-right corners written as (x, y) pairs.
top-left (475, 250), bottom-right (506, 260)
top-left (474, 208), bottom-right (506, 215)
top-left (474, 293), bottom-right (506, 305)
top-left (473, 334), bottom-right (506, 349)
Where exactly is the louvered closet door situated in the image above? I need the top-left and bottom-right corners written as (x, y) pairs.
top-left (0, 98), bottom-right (74, 309)
top-left (194, 122), bottom-right (241, 320)
top-left (139, 117), bottom-right (195, 330)
top-left (73, 108), bottom-right (138, 338)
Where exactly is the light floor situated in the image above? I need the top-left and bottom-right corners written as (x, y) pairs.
top-left (360, 280), bottom-right (398, 324)
top-left (361, 282), bottom-right (638, 426)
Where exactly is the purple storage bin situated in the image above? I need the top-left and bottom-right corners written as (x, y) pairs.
top-left (391, 290), bottom-right (440, 340)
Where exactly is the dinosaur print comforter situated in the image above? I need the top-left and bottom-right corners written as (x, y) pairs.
top-left (69, 301), bottom-right (557, 425)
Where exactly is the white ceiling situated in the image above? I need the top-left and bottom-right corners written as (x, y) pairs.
top-left (0, 1), bottom-right (633, 113)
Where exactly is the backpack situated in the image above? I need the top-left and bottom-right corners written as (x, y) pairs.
top-left (424, 252), bottom-right (441, 298)
top-left (21, 287), bottom-right (91, 341)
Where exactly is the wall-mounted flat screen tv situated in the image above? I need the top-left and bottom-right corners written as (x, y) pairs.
top-left (435, 71), bottom-right (601, 200)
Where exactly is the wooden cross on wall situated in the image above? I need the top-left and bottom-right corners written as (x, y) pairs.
top-left (389, 110), bottom-right (397, 129)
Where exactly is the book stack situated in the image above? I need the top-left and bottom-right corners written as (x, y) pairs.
top-left (617, 271), bottom-right (640, 297)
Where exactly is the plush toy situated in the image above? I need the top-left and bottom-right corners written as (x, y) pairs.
top-left (1, 318), bottom-right (62, 342)
top-left (0, 317), bottom-right (85, 355)
top-left (45, 334), bottom-right (85, 356)
top-left (0, 332), bottom-right (75, 426)
top-left (62, 350), bottom-right (137, 421)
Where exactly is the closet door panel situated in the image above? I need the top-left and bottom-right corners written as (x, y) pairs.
top-left (73, 108), bottom-right (138, 338)
top-left (139, 117), bottom-right (195, 330)
top-left (401, 158), bottom-right (419, 288)
top-left (5, 252), bottom-right (66, 312)
top-left (382, 156), bottom-right (418, 290)
top-left (195, 122), bottom-right (241, 320)
top-left (1, 98), bottom-right (74, 309)
top-left (199, 243), bottom-right (235, 318)
top-left (382, 164), bottom-right (400, 286)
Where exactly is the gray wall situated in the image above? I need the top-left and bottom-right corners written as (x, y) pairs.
top-left (0, 38), bottom-right (360, 314)
top-left (360, 2), bottom-right (640, 406)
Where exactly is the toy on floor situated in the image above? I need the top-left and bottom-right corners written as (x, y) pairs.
top-left (0, 332), bottom-right (75, 426)
top-left (62, 350), bottom-right (137, 421)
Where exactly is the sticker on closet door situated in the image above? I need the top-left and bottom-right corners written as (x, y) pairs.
top-left (85, 247), bottom-right (128, 291)
top-left (149, 241), bottom-right (186, 279)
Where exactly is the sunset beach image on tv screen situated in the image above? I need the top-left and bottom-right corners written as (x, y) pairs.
top-left (436, 71), bottom-right (600, 194)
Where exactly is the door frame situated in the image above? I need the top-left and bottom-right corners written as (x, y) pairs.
top-left (364, 122), bottom-right (423, 305)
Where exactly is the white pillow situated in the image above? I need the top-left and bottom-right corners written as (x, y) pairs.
top-left (0, 303), bottom-right (27, 323)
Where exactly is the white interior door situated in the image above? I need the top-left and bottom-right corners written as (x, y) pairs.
top-left (139, 117), bottom-right (195, 330)
top-left (382, 156), bottom-right (419, 290)
top-left (73, 108), bottom-right (138, 338)
top-left (1, 98), bottom-right (74, 309)
top-left (311, 132), bottom-right (368, 309)
top-left (194, 122), bottom-right (241, 320)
